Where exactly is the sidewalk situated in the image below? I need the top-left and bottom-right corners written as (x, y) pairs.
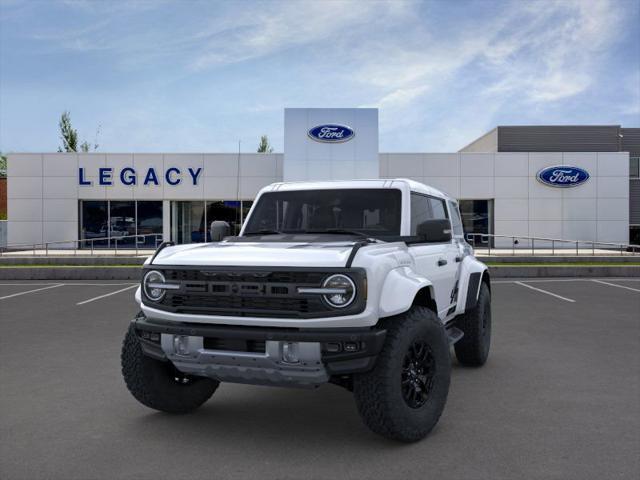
top-left (0, 248), bottom-right (639, 280)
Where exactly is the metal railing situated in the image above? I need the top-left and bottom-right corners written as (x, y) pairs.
top-left (465, 233), bottom-right (640, 256)
top-left (0, 233), bottom-right (163, 256)
top-left (2, 231), bottom-right (639, 257)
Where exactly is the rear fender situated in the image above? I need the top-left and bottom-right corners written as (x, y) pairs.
top-left (378, 267), bottom-right (435, 318)
top-left (454, 256), bottom-right (489, 316)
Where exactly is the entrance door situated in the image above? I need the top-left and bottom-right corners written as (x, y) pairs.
top-left (171, 201), bottom-right (205, 244)
top-left (459, 200), bottom-right (494, 247)
top-left (171, 200), bottom-right (250, 244)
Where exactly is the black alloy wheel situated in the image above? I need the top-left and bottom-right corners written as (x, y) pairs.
top-left (401, 341), bottom-right (436, 409)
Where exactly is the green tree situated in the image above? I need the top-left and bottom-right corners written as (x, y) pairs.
top-left (58, 111), bottom-right (100, 152)
top-left (58, 111), bottom-right (78, 152)
top-left (257, 134), bottom-right (273, 153)
top-left (0, 152), bottom-right (7, 176)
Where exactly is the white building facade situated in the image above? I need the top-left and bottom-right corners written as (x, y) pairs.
top-left (6, 108), bottom-right (631, 248)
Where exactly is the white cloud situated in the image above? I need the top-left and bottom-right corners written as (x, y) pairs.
top-left (355, 0), bottom-right (632, 151)
top-left (480, 0), bottom-right (623, 102)
top-left (364, 85), bottom-right (430, 109)
top-left (2, 0), bottom-right (635, 153)
top-left (189, 1), bottom-right (409, 71)
top-left (619, 72), bottom-right (640, 116)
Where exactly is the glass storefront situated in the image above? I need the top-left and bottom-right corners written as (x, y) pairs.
top-left (79, 198), bottom-right (494, 247)
top-left (171, 200), bottom-right (253, 244)
top-left (79, 201), bottom-right (109, 247)
top-left (173, 201), bottom-right (205, 244)
top-left (79, 200), bottom-right (163, 248)
top-left (109, 201), bottom-right (136, 247)
top-left (136, 202), bottom-right (163, 247)
top-left (459, 200), bottom-right (494, 246)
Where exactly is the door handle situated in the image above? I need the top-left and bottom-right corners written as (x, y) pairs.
top-left (437, 259), bottom-right (448, 267)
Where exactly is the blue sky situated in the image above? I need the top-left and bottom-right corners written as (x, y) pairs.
top-left (1, 0), bottom-right (639, 153)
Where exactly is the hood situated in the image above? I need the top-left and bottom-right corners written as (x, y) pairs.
top-left (151, 240), bottom-right (357, 268)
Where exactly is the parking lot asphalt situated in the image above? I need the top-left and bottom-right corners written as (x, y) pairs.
top-left (1, 279), bottom-right (639, 480)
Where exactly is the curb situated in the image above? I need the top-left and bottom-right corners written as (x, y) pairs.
top-left (0, 267), bottom-right (142, 280)
top-left (0, 256), bottom-right (147, 266)
top-left (488, 265), bottom-right (640, 278)
top-left (1, 265), bottom-right (639, 280)
top-left (479, 256), bottom-right (640, 264)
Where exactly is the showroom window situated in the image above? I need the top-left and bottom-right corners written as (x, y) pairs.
top-left (171, 200), bottom-right (253, 244)
top-left (137, 202), bottom-right (163, 247)
top-left (630, 157), bottom-right (640, 178)
top-left (79, 200), bottom-right (163, 248)
top-left (110, 201), bottom-right (136, 247)
top-left (79, 201), bottom-right (109, 247)
top-left (172, 201), bottom-right (205, 244)
top-left (459, 200), bottom-right (494, 247)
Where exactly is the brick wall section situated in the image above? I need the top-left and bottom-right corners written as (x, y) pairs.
top-left (0, 177), bottom-right (6, 218)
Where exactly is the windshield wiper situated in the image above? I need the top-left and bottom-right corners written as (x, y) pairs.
top-left (243, 229), bottom-right (285, 236)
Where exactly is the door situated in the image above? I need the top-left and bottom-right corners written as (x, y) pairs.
top-left (459, 199), bottom-right (494, 248)
top-left (447, 199), bottom-right (467, 308)
top-left (407, 193), bottom-right (459, 317)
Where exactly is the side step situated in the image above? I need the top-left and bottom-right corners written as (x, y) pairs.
top-left (446, 326), bottom-right (464, 345)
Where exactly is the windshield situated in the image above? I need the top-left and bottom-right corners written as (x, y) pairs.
top-left (243, 189), bottom-right (402, 238)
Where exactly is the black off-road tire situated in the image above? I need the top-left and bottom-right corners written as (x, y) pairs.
top-left (121, 325), bottom-right (219, 413)
top-left (454, 282), bottom-right (491, 367)
top-left (353, 306), bottom-right (451, 442)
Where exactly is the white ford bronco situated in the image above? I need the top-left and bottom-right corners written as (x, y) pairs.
top-left (122, 179), bottom-right (491, 442)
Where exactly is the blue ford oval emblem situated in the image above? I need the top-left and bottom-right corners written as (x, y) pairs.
top-left (537, 165), bottom-right (590, 188)
top-left (308, 124), bottom-right (355, 143)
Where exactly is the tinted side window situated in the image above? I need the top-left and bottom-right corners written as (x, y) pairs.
top-left (448, 201), bottom-right (464, 236)
top-left (429, 197), bottom-right (448, 220)
top-left (410, 193), bottom-right (432, 234)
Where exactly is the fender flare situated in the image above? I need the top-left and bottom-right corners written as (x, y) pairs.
top-left (378, 267), bottom-right (435, 318)
top-left (455, 256), bottom-right (489, 316)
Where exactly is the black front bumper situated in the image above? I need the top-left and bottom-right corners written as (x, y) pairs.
top-left (133, 313), bottom-right (387, 376)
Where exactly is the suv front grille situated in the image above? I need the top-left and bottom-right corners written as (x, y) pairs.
top-left (146, 267), bottom-right (366, 319)
top-left (168, 294), bottom-right (313, 316)
top-left (203, 337), bottom-right (266, 353)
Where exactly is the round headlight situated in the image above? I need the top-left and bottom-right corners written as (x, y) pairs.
top-left (322, 274), bottom-right (356, 308)
top-left (143, 270), bottom-right (166, 302)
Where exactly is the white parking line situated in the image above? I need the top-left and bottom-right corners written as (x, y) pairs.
top-left (493, 278), bottom-right (640, 284)
top-left (514, 281), bottom-right (576, 303)
top-left (0, 282), bottom-right (137, 286)
top-left (76, 285), bottom-right (138, 306)
top-left (0, 284), bottom-right (64, 300)
top-left (62, 283), bottom-right (138, 286)
top-left (591, 279), bottom-right (640, 293)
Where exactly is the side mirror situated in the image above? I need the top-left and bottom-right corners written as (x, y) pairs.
top-left (416, 219), bottom-right (452, 243)
top-left (210, 220), bottom-right (231, 242)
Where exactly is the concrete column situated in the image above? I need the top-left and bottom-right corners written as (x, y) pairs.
top-left (162, 200), bottom-right (171, 242)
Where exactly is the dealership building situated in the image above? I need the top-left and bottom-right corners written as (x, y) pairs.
top-left (5, 108), bottom-right (640, 248)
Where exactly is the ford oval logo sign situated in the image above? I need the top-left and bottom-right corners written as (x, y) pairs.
top-left (308, 124), bottom-right (355, 143)
top-left (537, 165), bottom-right (590, 188)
